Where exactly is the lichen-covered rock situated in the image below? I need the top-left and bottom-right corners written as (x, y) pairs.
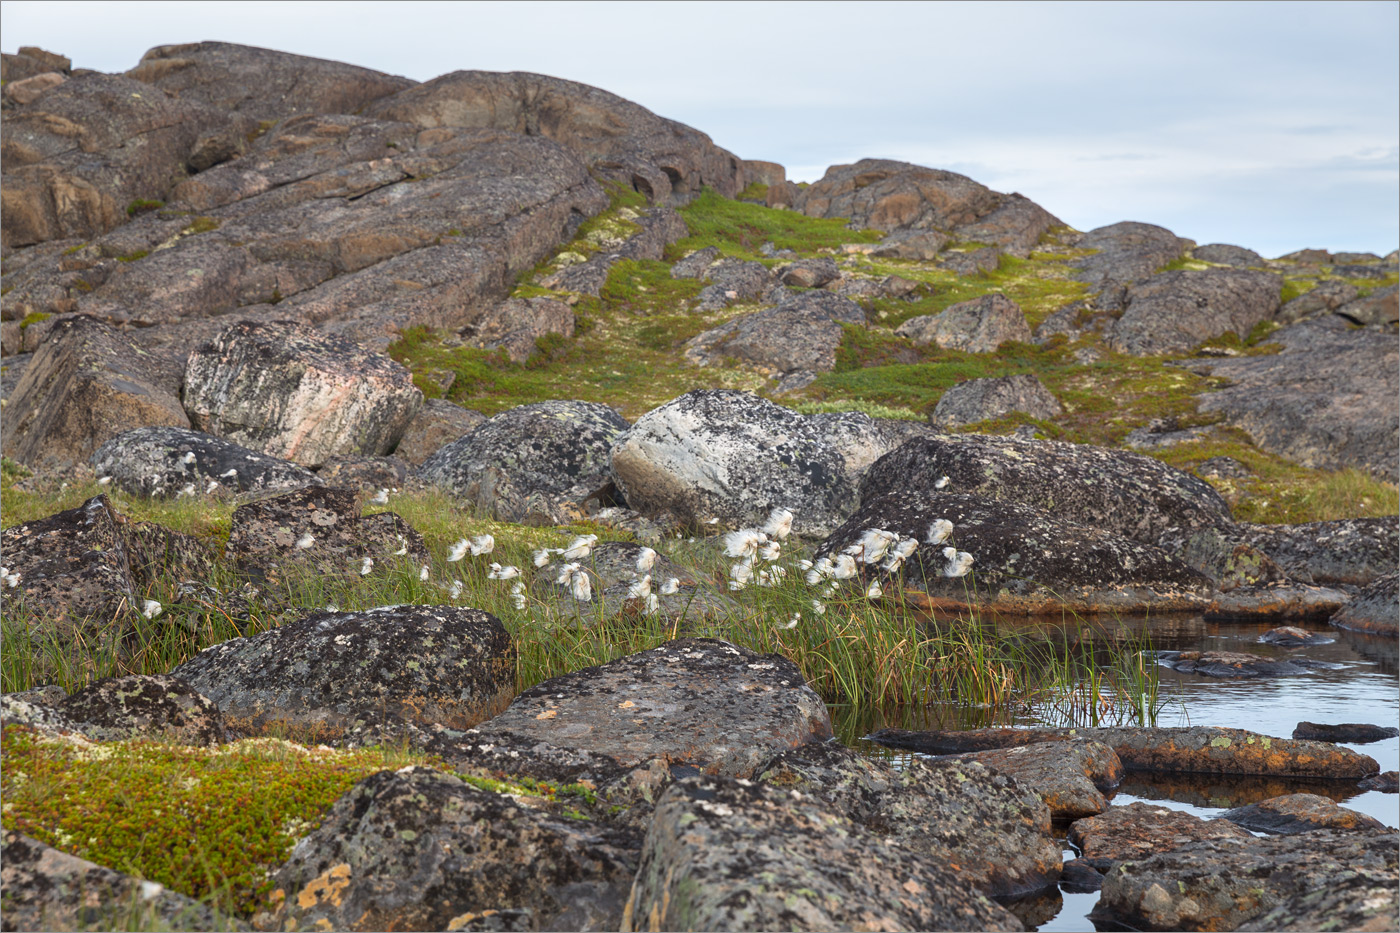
top-left (1236, 516), bottom-right (1398, 586)
top-left (860, 432), bottom-right (1233, 546)
top-left (1237, 865), bottom-right (1399, 932)
top-left (1222, 793), bottom-right (1388, 835)
top-left (392, 399), bottom-right (487, 466)
top-left (695, 258), bottom-right (774, 310)
top-left (776, 256), bottom-right (841, 289)
top-left (621, 774), bottom-right (1024, 933)
top-left (1192, 243), bottom-right (1264, 267)
top-left (1106, 267), bottom-right (1282, 356)
top-left (171, 604), bottom-right (514, 743)
top-left (1092, 829), bottom-right (1398, 932)
top-left (1330, 571), bottom-right (1399, 637)
top-left (537, 206), bottom-right (688, 296)
top-left (259, 766), bottom-right (639, 933)
top-left (55, 674), bottom-right (226, 746)
top-left (479, 639), bottom-right (831, 779)
top-left (1069, 801), bottom-right (1255, 863)
top-left (894, 292), bottom-right (1033, 352)
top-left (1359, 772), bottom-right (1398, 793)
top-left (819, 492), bottom-right (1212, 615)
top-left (315, 456), bottom-right (408, 493)
top-left (930, 373), bottom-right (1062, 428)
top-left (949, 740), bottom-right (1123, 820)
top-left (462, 296), bottom-right (574, 362)
top-left (1293, 721), bottom-right (1399, 743)
top-left (670, 245), bottom-right (721, 279)
top-left (794, 158), bottom-right (1059, 257)
top-left (418, 399), bottom-right (629, 520)
top-left (1338, 283), bottom-right (1399, 327)
top-left (871, 228), bottom-right (949, 260)
top-left (754, 740), bottom-right (1063, 897)
top-left (609, 389), bottom-right (925, 536)
top-left (90, 426), bottom-right (320, 499)
top-left (1, 316), bottom-right (189, 472)
top-left (1156, 649), bottom-right (1340, 678)
top-left (1259, 625), bottom-right (1334, 646)
top-left (1, 830), bottom-right (243, 932)
top-left (1276, 278), bottom-right (1360, 324)
top-left (683, 290), bottom-right (865, 375)
top-left (1072, 221), bottom-right (1193, 311)
top-left (222, 485), bottom-right (427, 586)
top-left (868, 725), bottom-right (1381, 779)
top-left (1195, 317), bottom-right (1399, 483)
top-left (0, 494), bottom-right (136, 642)
top-left (183, 321), bottom-right (423, 468)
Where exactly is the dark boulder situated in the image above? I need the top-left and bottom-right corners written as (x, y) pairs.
top-left (1, 315), bottom-right (188, 472)
top-left (683, 290), bottom-right (865, 375)
top-left (930, 373), bottom-right (1062, 428)
top-left (314, 456), bottom-right (409, 493)
top-left (871, 228), bottom-right (948, 260)
top-left (478, 638), bottom-right (832, 779)
top-left (392, 399), bottom-right (487, 466)
top-left (1071, 221), bottom-right (1193, 310)
top-left (261, 766), bottom-right (639, 933)
top-left (670, 245), bottom-right (721, 279)
top-left (1293, 721), bottom-right (1399, 744)
top-left (1157, 649), bottom-right (1340, 678)
top-left (1192, 243), bottom-right (1264, 266)
top-left (754, 740), bottom-right (1063, 897)
top-left (1259, 625), bottom-right (1334, 646)
top-left (1106, 267), bottom-right (1283, 356)
top-left (127, 41), bottom-right (415, 124)
top-left (183, 321), bottom-right (423, 468)
top-left (1330, 571), bottom-right (1399, 637)
top-left (817, 491), bottom-right (1212, 615)
top-left (172, 604), bottom-right (514, 743)
top-left (55, 674), bottom-right (226, 746)
top-left (859, 432), bottom-right (1233, 546)
top-left (1093, 829), bottom-right (1397, 932)
top-left (1222, 793), bottom-right (1388, 835)
top-left (1194, 316), bottom-right (1399, 482)
top-left (90, 426), bottom-right (319, 499)
top-left (776, 256), bottom-right (841, 288)
top-left (695, 257), bottom-right (774, 311)
top-left (1337, 283), bottom-right (1398, 327)
top-left (1359, 772), bottom-right (1398, 793)
top-left (623, 774), bottom-right (1024, 932)
top-left (418, 399), bottom-right (629, 522)
top-left (893, 292), bottom-right (1033, 352)
top-left (1234, 517), bottom-right (1398, 586)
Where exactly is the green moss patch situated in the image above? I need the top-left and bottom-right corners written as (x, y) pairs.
top-left (671, 188), bottom-right (882, 261)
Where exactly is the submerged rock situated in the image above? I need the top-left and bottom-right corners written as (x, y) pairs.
top-left (1156, 649), bottom-right (1341, 678)
top-left (1222, 793), bottom-right (1388, 835)
top-left (1359, 772), bottom-right (1399, 793)
top-left (1259, 625), bottom-right (1334, 647)
top-left (621, 774), bottom-right (1024, 933)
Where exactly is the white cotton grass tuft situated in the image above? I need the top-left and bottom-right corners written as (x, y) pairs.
top-left (181, 451), bottom-right (196, 465)
top-left (880, 537), bottom-right (921, 573)
top-left (359, 557), bottom-right (374, 575)
top-left (722, 528), bottom-right (767, 560)
top-left (761, 507), bottom-right (795, 540)
top-left (830, 554), bottom-right (859, 580)
top-left (635, 547), bottom-right (657, 573)
top-left (758, 540), bottom-right (782, 562)
top-left (469, 534), bottom-right (495, 556)
top-left (561, 534), bottom-right (597, 560)
top-left (533, 548), bottom-right (557, 568)
top-left (729, 561), bottom-right (753, 590)
top-left (448, 580), bottom-right (464, 600)
top-left (554, 562), bottom-right (592, 601)
top-left (141, 599), bottom-right (163, 619)
top-left (779, 612), bottom-right (800, 630)
top-left (488, 563), bottom-right (521, 580)
top-left (371, 488), bottom-right (390, 505)
top-left (845, 528), bottom-right (898, 563)
top-left (97, 476), bottom-right (113, 485)
top-left (510, 580), bottom-right (527, 609)
top-left (810, 599), bottom-right (827, 615)
top-left (865, 581), bottom-right (883, 600)
top-left (419, 564), bottom-right (431, 582)
top-left (926, 519), bottom-right (954, 546)
top-left (821, 583), bottom-right (839, 598)
top-left (176, 484), bottom-right (196, 499)
top-left (944, 550), bottom-right (974, 578)
top-left (1, 568), bottom-right (19, 588)
top-left (643, 593), bottom-right (660, 615)
top-left (295, 532), bottom-right (315, 549)
top-left (556, 562), bottom-right (583, 585)
top-left (756, 566), bottom-right (786, 587)
top-left (205, 480), bottom-right (221, 495)
top-left (659, 577), bottom-right (680, 595)
top-left (448, 540), bottom-right (470, 562)
top-left (220, 469), bottom-right (238, 479)
top-left (392, 542), bottom-right (408, 557)
top-left (627, 575), bottom-right (652, 599)
top-left (934, 476), bottom-right (950, 490)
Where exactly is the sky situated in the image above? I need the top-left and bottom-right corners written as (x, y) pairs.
top-left (4, 0), bottom-right (1397, 257)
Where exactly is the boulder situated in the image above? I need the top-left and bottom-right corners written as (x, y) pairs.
top-left (1156, 649), bottom-right (1339, 678)
top-left (461, 296), bottom-right (574, 362)
top-left (1337, 283), bottom-right (1399, 327)
top-left (695, 258), bottom-right (774, 311)
top-left (1222, 793), bottom-right (1388, 835)
top-left (0, 495), bottom-right (136, 642)
top-left (54, 674), bottom-right (226, 746)
top-left (1, 47), bottom-right (71, 82)
top-left (860, 433), bottom-right (1233, 546)
top-left (171, 604), bottom-right (514, 742)
top-left (754, 741), bottom-right (1062, 897)
top-left (622, 774), bottom-right (1024, 933)
top-left (536, 206), bottom-right (687, 296)
top-left (871, 228), bottom-right (948, 260)
top-left (478, 638), bottom-right (832, 779)
top-left (1192, 243), bottom-right (1264, 266)
top-left (1, 73), bottom-right (248, 248)
top-left (894, 292), bottom-right (1033, 352)
top-left (818, 491), bottom-right (1212, 615)
top-left (366, 70), bottom-right (746, 202)
top-left (1093, 829), bottom-right (1398, 932)
top-left (392, 399), bottom-right (487, 466)
top-left (417, 399), bottom-right (629, 521)
top-left (1237, 867), bottom-right (1399, 932)
top-left (222, 485), bottom-right (427, 587)
top-left (670, 245), bottom-right (721, 279)
top-left (90, 426), bottom-right (320, 499)
top-left (1069, 801), bottom-right (1254, 863)
top-left (930, 373), bottom-right (1062, 428)
top-left (1, 316), bottom-right (188, 472)
top-left (1, 831), bottom-right (239, 933)
top-left (314, 456), bottom-right (408, 493)
top-left (868, 725), bottom-right (1381, 779)
top-left (941, 244), bottom-right (1002, 276)
top-left (947, 740), bottom-right (1122, 820)
top-left (1236, 517), bottom-right (1398, 586)
top-left (1330, 571), bottom-right (1399, 637)
top-left (260, 766), bottom-right (639, 933)
top-left (1194, 316), bottom-right (1399, 482)
top-left (1072, 221), bottom-right (1193, 311)
top-left (1258, 626), bottom-right (1334, 646)
top-left (1359, 772), bottom-right (1399, 793)
top-left (794, 159), bottom-right (1060, 257)
top-left (609, 390), bottom-right (926, 536)
top-left (776, 256), bottom-right (841, 289)
top-left (1106, 267), bottom-right (1283, 356)
top-left (127, 41), bottom-right (415, 124)
top-left (1276, 279), bottom-right (1359, 324)
top-left (183, 321), bottom-right (423, 468)
top-left (683, 290), bottom-right (864, 375)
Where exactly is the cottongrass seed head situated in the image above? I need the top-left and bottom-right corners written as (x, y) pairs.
top-left (761, 507), bottom-right (794, 540)
top-left (926, 519), bottom-right (954, 546)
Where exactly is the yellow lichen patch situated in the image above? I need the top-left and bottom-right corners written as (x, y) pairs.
top-left (296, 863), bottom-right (352, 909)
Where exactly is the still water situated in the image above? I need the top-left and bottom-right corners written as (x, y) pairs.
top-left (839, 615), bottom-right (1398, 932)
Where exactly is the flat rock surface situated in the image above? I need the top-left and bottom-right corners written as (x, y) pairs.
top-left (171, 604), bottom-right (515, 743)
top-left (622, 774), bottom-right (1024, 933)
top-left (819, 491), bottom-right (1213, 615)
top-left (1107, 267), bottom-right (1281, 356)
top-left (754, 740), bottom-right (1063, 897)
top-left (859, 432), bottom-right (1232, 546)
top-left (261, 766), bottom-right (639, 933)
top-left (1237, 516), bottom-right (1398, 586)
top-left (949, 739), bottom-right (1123, 820)
top-left (1069, 801), bottom-right (1254, 862)
top-left (1237, 865), bottom-right (1400, 932)
top-left (868, 725), bottom-right (1381, 779)
top-left (1222, 792), bottom-right (1388, 835)
top-left (1093, 828), bottom-right (1398, 932)
top-left (478, 638), bottom-right (832, 779)
top-left (90, 426), bottom-right (320, 499)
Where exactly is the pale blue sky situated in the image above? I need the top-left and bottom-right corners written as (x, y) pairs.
top-left (4, 0), bottom-right (1397, 256)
